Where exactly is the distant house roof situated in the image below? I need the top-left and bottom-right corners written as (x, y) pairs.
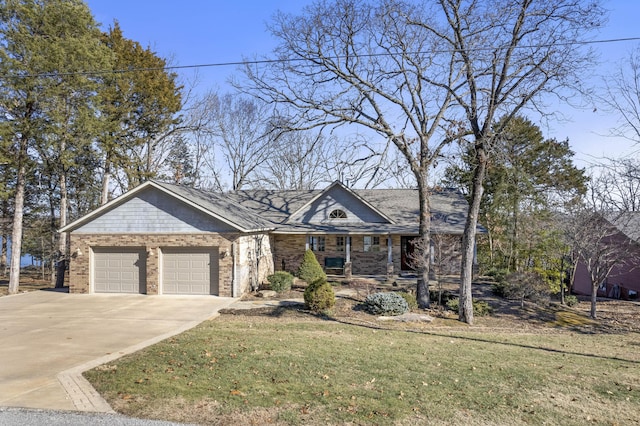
top-left (604, 212), bottom-right (640, 243)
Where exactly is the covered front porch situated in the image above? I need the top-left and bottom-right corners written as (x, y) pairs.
top-left (273, 233), bottom-right (429, 278)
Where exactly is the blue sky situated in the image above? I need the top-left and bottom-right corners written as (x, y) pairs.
top-left (85, 0), bottom-right (640, 169)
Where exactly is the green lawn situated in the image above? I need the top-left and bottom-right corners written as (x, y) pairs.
top-left (85, 312), bottom-right (640, 425)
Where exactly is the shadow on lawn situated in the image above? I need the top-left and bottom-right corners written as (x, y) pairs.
top-left (328, 313), bottom-right (640, 366)
top-left (225, 299), bottom-right (640, 366)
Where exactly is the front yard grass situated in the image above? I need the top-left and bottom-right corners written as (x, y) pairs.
top-left (85, 311), bottom-right (640, 425)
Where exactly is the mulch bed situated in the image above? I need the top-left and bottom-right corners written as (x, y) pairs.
top-left (229, 279), bottom-right (640, 334)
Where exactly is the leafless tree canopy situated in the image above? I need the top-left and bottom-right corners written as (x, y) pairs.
top-left (603, 48), bottom-right (640, 143)
top-left (590, 158), bottom-right (640, 212)
top-left (190, 92), bottom-right (278, 191)
top-left (241, 0), bottom-right (605, 320)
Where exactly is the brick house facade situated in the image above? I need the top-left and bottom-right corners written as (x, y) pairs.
top-left (61, 180), bottom-right (474, 297)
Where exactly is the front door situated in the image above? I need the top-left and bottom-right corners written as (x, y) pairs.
top-left (401, 236), bottom-right (418, 271)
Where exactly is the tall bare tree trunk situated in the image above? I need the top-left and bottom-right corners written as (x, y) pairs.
top-left (510, 197), bottom-right (519, 271)
top-left (101, 158), bottom-right (111, 205)
top-left (416, 178), bottom-right (431, 309)
top-left (459, 147), bottom-right (487, 324)
top-left (55, 166), bottom-right (67, 289)
top-left (8, 139), bottom-right (27, 295)
top-left (590, 282), bottom-right (598, 319)
top-left (1, 234), bottom-right (7, 275)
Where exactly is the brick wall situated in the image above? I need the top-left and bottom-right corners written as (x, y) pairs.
top-left (273, 234), bottom-right (307, 273)
top-left (350, 235), bottom-right (388, 275)
top-left (273, 234), bottom-right (397, 276)
top-left (271, 233), bottom-right (462, 277)
top-left (69, 233), bottom-right (239, 296)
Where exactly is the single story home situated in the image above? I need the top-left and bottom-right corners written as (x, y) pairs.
top-left (573, 212), bottom-right (640, 300)
top-left (60, 180), bottom-right (477, 297)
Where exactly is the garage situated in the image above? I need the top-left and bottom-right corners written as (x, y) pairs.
top-left (93, 248), bottom-right (146, 293)
top-left (162, 248), bottom-right (219, 295)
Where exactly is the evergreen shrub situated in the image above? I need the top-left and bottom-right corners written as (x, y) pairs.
top-left (298, 249), bottom-right (326, 284)
top-left (446, 298), bottom-right (492, 316)
top-left (304, 278), bottom-right (335, 312)
top-left (364, 292), bottom-right (409, 316)
top-left (398, 291), bottom-right (418, 310)
top-left (266, 271), bottom-right (294, 293)
top-left (564, 295), bottom-right (579, 307)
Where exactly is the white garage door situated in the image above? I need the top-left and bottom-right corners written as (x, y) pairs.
top-left (162, 248), bottom-right (219, 295)
top-left (93, 248), bottom-right (146, 293)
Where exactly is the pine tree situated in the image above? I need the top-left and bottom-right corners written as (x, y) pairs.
top-left (443, 116), bottom-right (587, 275)
top-left (297, 249), bottom-right (326, 284)
top-left (97, 22), bottom-right (182, 202)
top-left (0, 0), bottom-right (110, 292)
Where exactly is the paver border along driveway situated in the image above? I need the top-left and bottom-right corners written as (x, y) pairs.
top-left (0, 290), bottom-right (235, 412)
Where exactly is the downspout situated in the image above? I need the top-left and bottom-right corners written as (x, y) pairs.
top-left (231, 241), bottom-right (237, 297)
top-left (386, 234), bottom-right (393, 278)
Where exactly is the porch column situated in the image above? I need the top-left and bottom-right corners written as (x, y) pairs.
top-left (344, 236), bottom-right (352, 279)
top-left (386, 235), bottom-right (394, 278)
top-left (346, 236), bottom-right (351, 263)
top-left (305, 235), bottom-right (309, 251)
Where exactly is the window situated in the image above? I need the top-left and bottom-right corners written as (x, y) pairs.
top-left (329, 209), bottom-right (347, 219)
top-left (310, 236), bottom-right (325, 252)
top-left (363, 236), bottom-right (380, 252)
top-left (336, 236), bottom-right (351, 252)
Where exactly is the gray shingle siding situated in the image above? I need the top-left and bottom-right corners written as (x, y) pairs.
top-left (73, 187), bottom-right (238, 234)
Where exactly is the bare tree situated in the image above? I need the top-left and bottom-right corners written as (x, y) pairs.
top-left (566, 209), bottom-right (640, 319)
top-left (603, 47), bottom-right (640, 143)
top-left (590, 158), bottom-right (640, 212)
top-left (242, 0), bottom-right (465, 308)
top-left (195, 92), bottom-right (277, 191)
top-left (431, 234), bottom-right (461, 305)
top-left (254, 130), bottom-right (333, 190)
top-left (241, 0), bottom-right (604, 320)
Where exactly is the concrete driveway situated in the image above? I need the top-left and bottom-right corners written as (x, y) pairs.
top-left (0, 290), bottom-right (235, 412)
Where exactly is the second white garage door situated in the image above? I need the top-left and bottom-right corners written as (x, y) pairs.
top-left (162, 248), bottom-right (219, 295)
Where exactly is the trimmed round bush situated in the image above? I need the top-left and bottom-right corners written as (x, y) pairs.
top-left (298, 249), bottom-right (326, 284)
top-left (266, 271), bottom-right (294, 293)
top-left (304, 278), bottom-right (335, 312)
top-left (364, 292), bottom-right (409, 316)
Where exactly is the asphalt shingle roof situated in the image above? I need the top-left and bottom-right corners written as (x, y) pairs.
top-left (61, 181), bottom-right (475, 235)
top-left (229, 187), bottom-right (471, 235)
top-left (153, 181), bottom-right (274, 232)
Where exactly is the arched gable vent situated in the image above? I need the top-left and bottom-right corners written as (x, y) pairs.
top-left (329, 209), bottom-right (347, 219)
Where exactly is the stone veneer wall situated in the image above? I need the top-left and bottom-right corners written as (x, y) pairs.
top-left (69, 233), bottom-right (239, 296)
top-left (235, 234), bottom-right (274, 294)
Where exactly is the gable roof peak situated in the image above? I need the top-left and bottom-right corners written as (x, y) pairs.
top-left (285, 180), bottom-right (395, 224)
